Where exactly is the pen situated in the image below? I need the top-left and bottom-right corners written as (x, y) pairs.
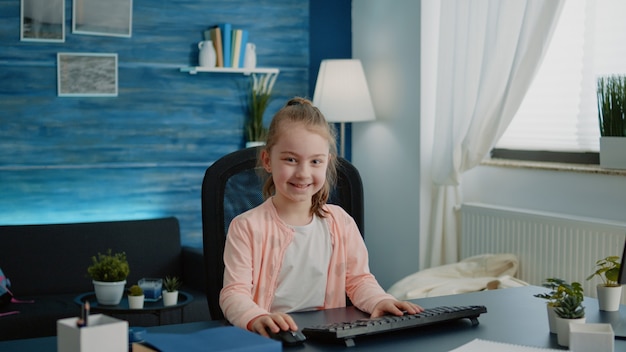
top-left (76, 301), bottom-right (87, 328)
top-left (84, 301), bottom-right (90, 327)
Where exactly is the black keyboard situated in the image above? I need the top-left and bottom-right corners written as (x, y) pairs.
top-left (302, 305), bottom-right (487, 347)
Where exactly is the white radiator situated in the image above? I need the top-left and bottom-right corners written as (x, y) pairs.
top-left (461, 202), bottom-right (626, 304)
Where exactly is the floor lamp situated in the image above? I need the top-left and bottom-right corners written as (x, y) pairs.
top-left (313, 59), bottom-right (376, 158)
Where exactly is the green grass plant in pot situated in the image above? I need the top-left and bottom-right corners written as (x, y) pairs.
top-left (597, 75), bottom-right (626, 168)
top-left (244, 72), bottom-right (277, 147)
top-left (87, 249), bottom-right (130, 305)
top-left (587, 255), bottom-right (622, 311)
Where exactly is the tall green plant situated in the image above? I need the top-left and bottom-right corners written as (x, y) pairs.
top-left (245, 72), bottom-right (278, 142)
top-left (597, 75), bottom-right (626, 137)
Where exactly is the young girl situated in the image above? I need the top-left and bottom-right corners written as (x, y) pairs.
top-left (220, 97), bottom-right (422, 337)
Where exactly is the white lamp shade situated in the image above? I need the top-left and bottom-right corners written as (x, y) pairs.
top-left (313, 59), bottom-right (376, 123)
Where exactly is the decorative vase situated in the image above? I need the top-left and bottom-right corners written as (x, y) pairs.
top-left (198, 40), bottom-right (217, 68)
top-left (555, 316), bottom-right (586, 347)
top-left (163, 290), bottom-right (178, 306)
top-left (128, 294), bottom-right (144, 309)
top-left (244, 43), bottom-right (256, 69)
top-left (93, 280), bottom-right (126, 305)
top-left (596, 284), bottom-right (623, 311)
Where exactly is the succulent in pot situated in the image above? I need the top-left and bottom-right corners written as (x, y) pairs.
top-left (163, 276), bottom-right (181, 292)
top-left (162, 276), bottom-right (182, 307)
top-left (128, 284), bottom-right (144, 309)
top-left (551, 280), bottom-right (585, 347)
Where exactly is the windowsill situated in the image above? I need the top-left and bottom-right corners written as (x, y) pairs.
top-left (481, 158), bottom-right (626, 176)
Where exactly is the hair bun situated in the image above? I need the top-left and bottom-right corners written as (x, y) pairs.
top-left (286, 97), bottom-right (311, 106)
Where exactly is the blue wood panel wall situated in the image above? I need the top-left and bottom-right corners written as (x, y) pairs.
top-left (0, 0), bottom-right (310, 247)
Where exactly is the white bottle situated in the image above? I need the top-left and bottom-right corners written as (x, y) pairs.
top-left (244, 43), bottom-right (257, 69)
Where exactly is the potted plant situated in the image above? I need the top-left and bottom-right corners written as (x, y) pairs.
top-left (597, 75), bottom-right (626, 169)
top-left (243, 72), bottom-right (278, 147)
top-left (552, 281), bottom-right (585, 347)
top-left (128, 284), bottom-right (144, 309)
top-left (586, 255), bottom-right (622, 311)
top-left (534, 277), bottom-right (567, 334)
top-left (87, 249), bottom-right (130, 305)
top-left (162, 275), bottom-right (181, 306)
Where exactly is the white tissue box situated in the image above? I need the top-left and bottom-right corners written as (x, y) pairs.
top-left (57, 314), bottom-right (128, 352)
top-left (569, 323), bottom-right (614, 352)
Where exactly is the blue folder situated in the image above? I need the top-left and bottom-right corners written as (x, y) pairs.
top-left (143, 326), bottom-right (281, 352)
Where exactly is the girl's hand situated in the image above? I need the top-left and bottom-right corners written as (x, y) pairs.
top-left (370, 299), bottom-right (423, 318)
top-left (248, 312), bottom-right (299, 337)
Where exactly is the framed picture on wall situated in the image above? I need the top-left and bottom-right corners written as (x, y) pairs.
top-left (20, 0), bottom-right (65, 42)
top-left (57, 53), bottom-right (118, 97)
top-left (72, 0), bottom-right (133, 37)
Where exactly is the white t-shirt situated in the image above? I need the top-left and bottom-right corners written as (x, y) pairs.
top-left (271, 215), bottom-right (332, 313)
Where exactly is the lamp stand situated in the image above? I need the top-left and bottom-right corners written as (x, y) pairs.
top-left (337, 122), bottom-right (346, 158)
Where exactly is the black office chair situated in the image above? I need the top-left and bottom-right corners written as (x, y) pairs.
top-left (201, 146), bottom-right (365, 320)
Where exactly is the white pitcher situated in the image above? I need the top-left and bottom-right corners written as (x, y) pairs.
top-left (244, 43), bottom-right (256, 69)
top-left (198, 40), bottom-right (217, 67)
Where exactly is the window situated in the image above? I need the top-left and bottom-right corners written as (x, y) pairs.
top-left (494, 0), bottom-right (626, 162)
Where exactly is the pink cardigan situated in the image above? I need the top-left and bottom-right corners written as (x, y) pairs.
top-left (220, 198), bottom-right (396, 329)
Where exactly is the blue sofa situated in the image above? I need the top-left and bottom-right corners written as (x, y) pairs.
top-left (0, 217), bottom-right (209, 341)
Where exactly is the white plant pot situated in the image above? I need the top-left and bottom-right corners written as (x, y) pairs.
top-left (596, 284), bottom-right (623, 311)
top-left (555, 316), bottom-right (586, 347)
top-left (600, 136), bottom-right (626, 169)
top-left (128, 295), bottom-right (144, 309)
top-left (163, 291), bottom-right (178, 306)
top-left (546, 304), bottom-right (558, 334)
top-left (93, 280), bottom-right (126, 306)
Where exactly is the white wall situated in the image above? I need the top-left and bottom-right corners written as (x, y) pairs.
top-left (352, 0), bottom-right (421, 289)
top-left (463, 165), bottom-right (626, 223)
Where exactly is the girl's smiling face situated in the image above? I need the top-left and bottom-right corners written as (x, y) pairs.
top-left (262, 121), bottom-right (330, 208)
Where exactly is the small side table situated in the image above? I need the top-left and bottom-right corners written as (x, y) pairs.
top-left (74, 291), bottom-right (193, 326)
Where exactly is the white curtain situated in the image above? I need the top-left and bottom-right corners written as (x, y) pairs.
top-left (425, 0), bottom-right (565, 267)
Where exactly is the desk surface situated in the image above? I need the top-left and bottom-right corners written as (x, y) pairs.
top-left (1, 286), bottom-right (625, 351)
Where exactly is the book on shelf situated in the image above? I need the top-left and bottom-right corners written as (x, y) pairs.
top-left (229, 28), bottom-right (249, 69)
top-left (238, 29), bottom-right (248, 68)
top-left (231, 29), bottom-right (243, 68)
top-left (208, 26), bottom-right (224, 67)
top-left (218, 23), bottom-right (232, 68)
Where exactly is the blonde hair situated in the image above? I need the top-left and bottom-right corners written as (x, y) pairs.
top-left (260, 97), bottom-right (338, 218)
